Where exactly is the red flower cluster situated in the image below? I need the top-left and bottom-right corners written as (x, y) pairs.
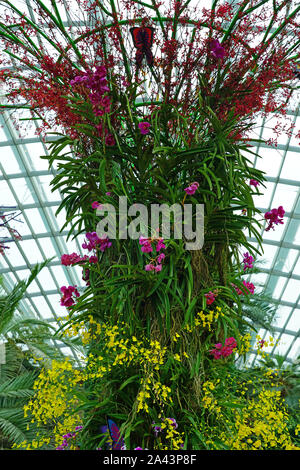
top-left (243, 252), bottom-right (254, 271)
top-left (60, 231), bottom-right (111, 291)
top-left (0, 0), bottom-right (298, 147)
top-left (61, 253), bottom-right (94, 266)
top-left (204, 290), bottom-right (218, 305)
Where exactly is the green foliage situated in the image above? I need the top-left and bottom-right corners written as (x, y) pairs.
top-left (0, 264), bottom-right (83, 448)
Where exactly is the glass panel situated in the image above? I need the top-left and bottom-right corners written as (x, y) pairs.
top-left (286, 309), bottom-right (299, 332)
top-left (24, 142), bottom-right (49, 171)
top-left (36, 267), bottom-right (58, 291)
top-left (47, 293), bottom-right (63, 315)
top-left (281, 279), bottom-right (300, 303)
top-left (0, 146), bottom-right (24, 174)
top-left (12, 215), bottom-right (32, 237)
top-left (284, 219), bottom-right (300, 244)
top-left (248, 273), bottom-right (268, 291)
top-left (63, 235), bottom-right (85, 255)
top-left (259, 243), bottom-right (278, 269)
top-left (254, 148), bottom-right (283, 178)
top-left (4, 0), bottom-right (30, 16)
top-left (245, 353), bottom-right (256, 366)
top-left (271, 183), bottom-right (298, 212)
top-left (0, 256), bottom-right (9, 269)
top-left (276, 333), bottom-right (294, 356)
top-left (19, 239), bottom-right (44, 264)
top-left (60, 346), bottom-right (74, 357)
top-left (38, 237), bottom-right (58, 258)
top-left (0, 272), bottom-right (18, 288)
top-left (1, 243), bottom-right (25, 266)
top-left (280, 151), bottom-right (300, 180)
top-left (23, 208), bottom-right (49, 233)
top-left (263, 218), bottom-right (287, 242)
top-left (273, 247), bottom-right (298, 273)
top-left (19, 298), bottom-right (36, 316)
top-left (32, 295), bottom-right (53, 319)
top-left (252, 181), bottom-right (275, 210)
top-left (266, 275), bottom-right (286, 300)
top-left (70, 264), bottom-right (84, 283)
top-left (46, 206), bottom-right (71, 230)
top-left (274, 306), bottom-right (293, 328)
top-left (33, 175), bottom-right (61, 202)
top-left (292, 257), bottom-right (300, 276)
top-left (0, 180), bottom-right (18, 205)
top-left (16, 269), bottom-right (40, 294)
top-left (0, 125), bottom-right (7, 141)
top-left (294, 197), bottom-right (300, 215)
top-left (9, 178), bottom-right (36, 205)
top-left (287, 338), bottom-right (300, 360)
top-left (48, 265), bottom-right (69, 286)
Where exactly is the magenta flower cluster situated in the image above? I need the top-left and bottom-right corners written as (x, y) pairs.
top-left (60, 285), bottom-right (80, 307)
top-left (264, 206), bottom-right (285, 232)
top-left (60, 232), bottom-right (112, 303)
top-left (138, 121), bottom-right (151, 135)
top-left (61, 233), bottom-right (111, 267)
top-left (81, 232), bottom-right (111, 283)
top-left (91, 201), bottom-right (104, 210)
top-left (82, 231), bottom-right (112, 252)
top-left (70, 65), bottom-right (115, 146)
top-left (249, 179), bottom-right (260, 187)
top-left (70, 65), bottom-right (110, 114)
top-left (91, 198), bottom-right (111, 211)
top-left (184, 181), bottom-right (199, 196)
top-left (242, 252), bottom-right (254, 271)
top-left (234, 280), bottom-right (255, 295)
top-left (209, 39), bottom-right (226, 59)
top-left (55, 425), bottom-right (83, 450)
top-left (210, 337), bottom-right (237, 360)
top-left (139, 236), bottom-right (166, 272)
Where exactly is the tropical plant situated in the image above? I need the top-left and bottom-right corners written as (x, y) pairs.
top-left (0, 261), bottom-right (82, 363)
top-left (0, 0), bottom-right (299, 451)
top-left (0, 367), bottom-right (38, 449)
top-left (0, 262), bottom-right (83, 448)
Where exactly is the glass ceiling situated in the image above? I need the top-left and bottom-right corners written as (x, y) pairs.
top-left (0, 0), bottom-right (299, 366)
top-left (245, 103), bottom-right (300, 366)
